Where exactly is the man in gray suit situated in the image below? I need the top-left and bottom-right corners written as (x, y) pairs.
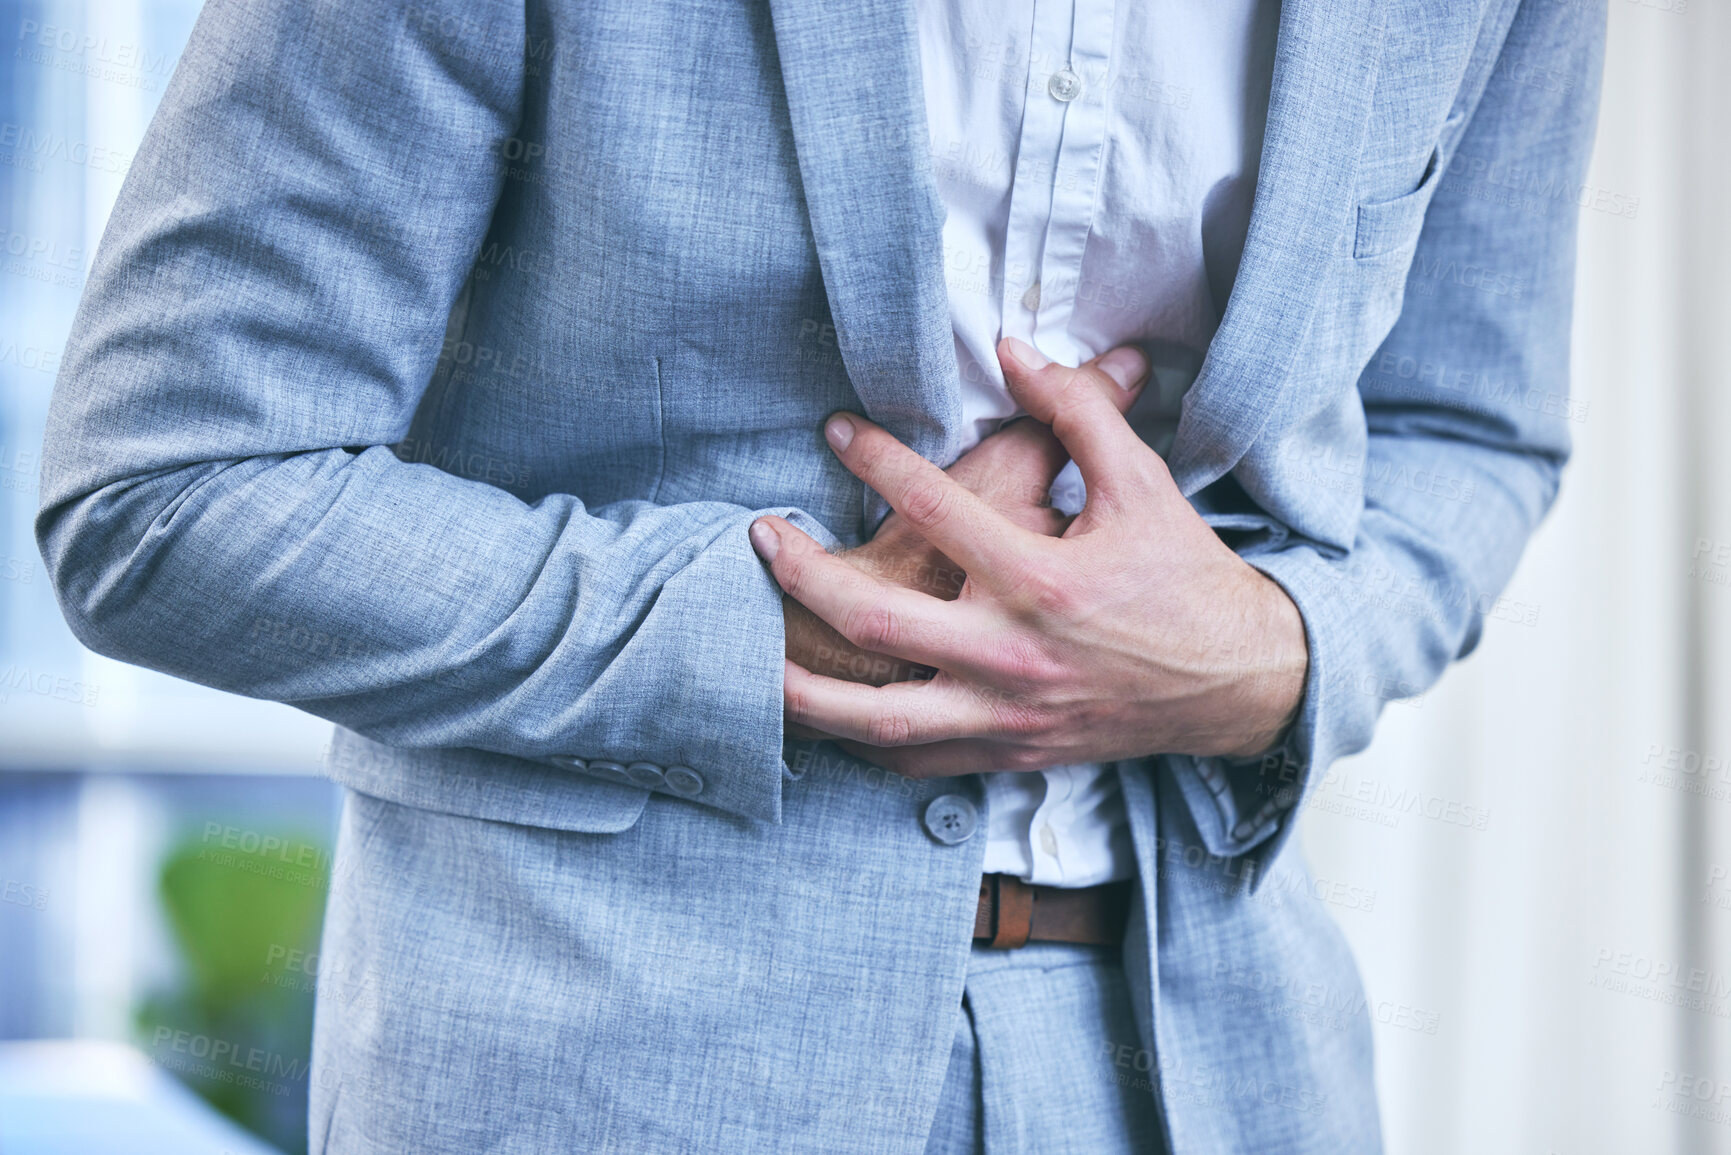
top-left (37, 0), bottom-right (1604, 1150)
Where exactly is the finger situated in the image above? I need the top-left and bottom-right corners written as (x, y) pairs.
top-left (783, 597), bottom-right (933, 685)
top-left (839, 533), bottom-right (970, 600)
top-left (782, 662), bottom-right (997, 748)
top-left (752, 516), bottom-right (995, 673)
top-left (822, 413), bottom-right (1042, 580)
top-left (909, 418), bottom-right (1066, 538)
top-left (997, 339), bottom-right (1157, 509)
top-left (833, 737), bottom-right (1029, 780)
top-left (960, 417), bottom-right (1071, 507)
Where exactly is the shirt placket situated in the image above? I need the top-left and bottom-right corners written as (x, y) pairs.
top-left (1028, 766), bottom-right (1077, 884)
top-left (999, 0), bottom-right (1114, 368)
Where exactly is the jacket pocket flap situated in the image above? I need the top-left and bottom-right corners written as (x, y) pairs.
top-left (324, 728), bottom-right (650, 833)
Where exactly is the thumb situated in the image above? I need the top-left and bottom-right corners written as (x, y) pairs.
top-left (999, 339), bottom-right (1149, 424)
top-left (996, 339), bottom-right (1154, 509)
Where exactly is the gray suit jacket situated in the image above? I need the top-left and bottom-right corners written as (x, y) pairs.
top-left (36, 0), bottom-right (1604, 1149)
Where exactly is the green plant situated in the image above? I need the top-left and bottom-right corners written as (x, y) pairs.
top-left (136, 826), bottom-right (331, 1154)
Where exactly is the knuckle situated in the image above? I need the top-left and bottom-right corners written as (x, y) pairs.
top-left (996, 636), bottom-right (1061, 688)
top-left (1013, 560), bottom-right (1074, 616)
top-left (842, 602), bottom-right (900, 651)
top-left (784, 683), bottom-right (811, 724)
top-left (866, 712), bottom-right (915, 747)
top-left (1059, 369), bottom-right (1103, 408)
top-left (774, 543), bottom-right (812, 592)
top-left (851, 439), bottom-right (885, 476)
top-left (1142, 452), bottom-right (1175, 490)
top-left (992, 696), bottom-right (1048, 739)
top-left (900, 477), bottom-right (952, 528)
top-left (1049, 406), bottom-right (1091, 450)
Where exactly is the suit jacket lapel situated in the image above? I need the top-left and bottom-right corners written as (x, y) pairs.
top-left (1166, 0), bottom-right (1386, 495)
top-left (769, 0), bottom-right (1387, 506)
top-left (767, 0), bottom-right (961, 526)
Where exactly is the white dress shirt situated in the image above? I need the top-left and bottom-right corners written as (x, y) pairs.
top-left (916, 0), bottom-right (1280, 886)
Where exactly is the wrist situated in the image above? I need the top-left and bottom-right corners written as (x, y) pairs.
top-left (1215, 569), bottom-right (1309, 759)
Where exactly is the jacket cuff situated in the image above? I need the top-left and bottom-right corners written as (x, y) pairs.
top-left (545, 506), bottom-right (839, 825)
top-left (1161, 544), bottom-right (1334, 877)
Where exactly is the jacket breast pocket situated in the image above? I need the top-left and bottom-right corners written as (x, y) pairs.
top-left (1353, 147), bottom-right (1442, 260)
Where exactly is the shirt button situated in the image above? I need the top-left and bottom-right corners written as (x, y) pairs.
top-left (1021, 281), bottom-right (1042, 311)
top-left (626, 761), bottom-right (667, 788)
top-left (1039, 823), bottom-right (1059, 858)
top-left (1047, 67), bottom-right (1083, 103)
top-left (922, 795), bottom-right (979, 845)
top-left (664, 766), bottom-right (704, 796)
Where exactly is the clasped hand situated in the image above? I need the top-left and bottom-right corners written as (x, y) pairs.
top-left (750, 338), bottom-right (1307, 780)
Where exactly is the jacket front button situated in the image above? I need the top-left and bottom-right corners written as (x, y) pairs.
top-left (922, 795), bottom-right (978, 846)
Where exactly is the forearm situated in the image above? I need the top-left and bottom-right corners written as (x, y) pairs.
top-left (38, 435), bottom-right (838, 818)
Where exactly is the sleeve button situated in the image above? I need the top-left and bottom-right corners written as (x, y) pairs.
top-left (587, 760), bottom-right (630, 782)
top-left (664, 766), bottom-right (704, 796)
top-left (626, 761), bottom-right (667, 788)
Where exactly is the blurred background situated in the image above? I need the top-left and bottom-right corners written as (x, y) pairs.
top-left (0, 1), bottom-right (1727, 1153)
top-left (2, 7), bottom-right (339, 1151)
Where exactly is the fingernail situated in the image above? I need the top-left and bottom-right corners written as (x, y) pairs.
top-left (749, 519), bottom-right (780, 561)
top-left (1098, 346), bottom-right (1148, 391)
top-left (825, 414), bottom-right (855, 452)
top-left (1003, 337), bottom-right (1050, 370)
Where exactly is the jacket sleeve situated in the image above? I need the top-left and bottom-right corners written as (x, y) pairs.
top-left (1164, 0), bottom-right (1607, 870)
top-left (34, 0), bottom-right (820, 824)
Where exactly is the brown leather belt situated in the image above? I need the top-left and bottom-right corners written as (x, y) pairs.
top-left (973, 873), bottom-right (1132, 950)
